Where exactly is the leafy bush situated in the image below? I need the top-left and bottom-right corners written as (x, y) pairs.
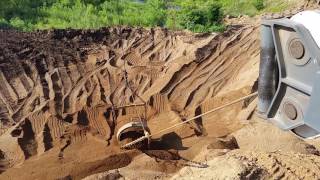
top-left (253, 0), bottom-right (265, 11)
top-left (174, 1), bottom-right (224, 32)
top-left (0, 18), bottom-right (10, 29)
top-left (9, 17), bottom-right (26, 29)
top-left (9, 17), bottom-right (32, 31)
top-left (144, 0), bottom-right (167, 27)
top-left (38, 0), bottom-right (103, 29)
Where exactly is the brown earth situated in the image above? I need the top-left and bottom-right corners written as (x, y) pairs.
top-left (0, 24), bottom-right (260, 179)
top-left (1, 2), bottom-right (320, 179)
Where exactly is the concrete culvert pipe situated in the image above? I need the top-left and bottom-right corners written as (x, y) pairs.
top-left (115, 117), bottom-right (149, 149)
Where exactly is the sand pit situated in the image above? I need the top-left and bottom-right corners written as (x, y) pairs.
top-left (0, 25), bottom-right (260, 179)
top-left (1, 4), bottom-right (320, 178)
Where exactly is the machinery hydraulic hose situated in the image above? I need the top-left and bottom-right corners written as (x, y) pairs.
top-left (258, 25), bottom-right (276, 115)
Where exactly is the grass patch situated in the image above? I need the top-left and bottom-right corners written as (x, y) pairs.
top-left (0, 0), bottom-right (299, 32)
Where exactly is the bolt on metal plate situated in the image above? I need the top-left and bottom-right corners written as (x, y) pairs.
top-left (283, 102), bottom-right (298, 120)
top-left (289, 39), bottom-right (305, 59)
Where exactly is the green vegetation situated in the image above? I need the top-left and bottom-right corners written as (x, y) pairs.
top-left (0, 0), bottom-right (296, 32)
top-left (262, 0), bottom-right (298, 13)
top-left (253, 0), bottom-right (266, 11)
top-left (167, 0), bottom-right (225, 32)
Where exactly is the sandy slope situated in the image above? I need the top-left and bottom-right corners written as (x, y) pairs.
top-left (83, 51), bottom-right (320, 179)
top-left (0, 24), bottom-right (261, 179)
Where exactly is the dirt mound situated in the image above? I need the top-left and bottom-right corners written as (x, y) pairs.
top-left (168, 116), bottom-right (320, 180)
top-left (230, 150), bottom-right (320, 179)
top-left (172, 147), bottom-right (320, 180)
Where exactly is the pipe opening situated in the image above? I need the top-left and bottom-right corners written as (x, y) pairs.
top-left (116, 120), bottom-right (149, 149)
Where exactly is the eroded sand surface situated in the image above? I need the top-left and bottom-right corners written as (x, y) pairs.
top-left (1, 3), bottom-right (320, 178)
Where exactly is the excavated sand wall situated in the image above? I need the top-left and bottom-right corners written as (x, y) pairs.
top-left (0, 26), bottom-right (259, 171)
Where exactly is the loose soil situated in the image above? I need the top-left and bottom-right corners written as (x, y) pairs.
top-left (0, 25), bottom-right (260, 179)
